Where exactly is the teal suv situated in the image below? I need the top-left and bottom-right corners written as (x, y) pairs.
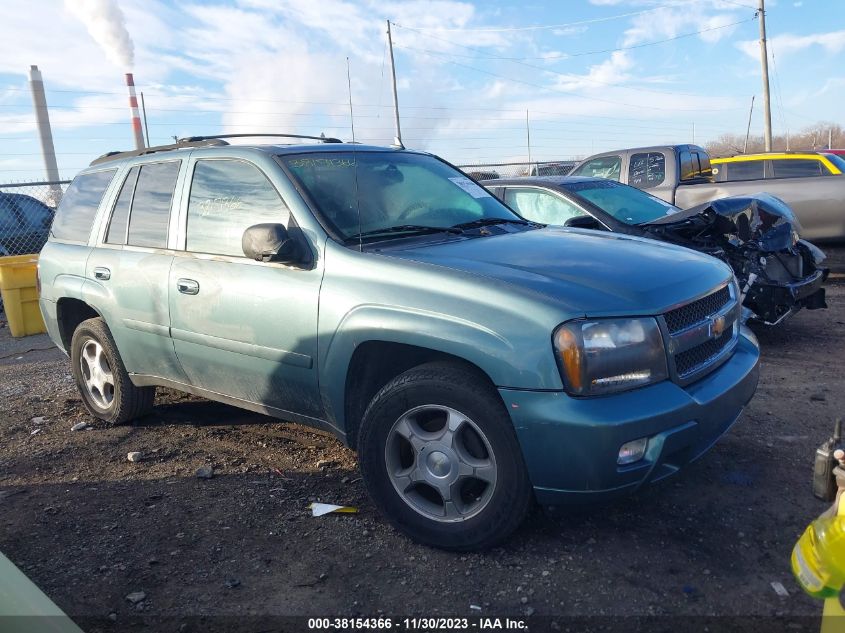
top-left (38, 136), bottom-right (760, 549)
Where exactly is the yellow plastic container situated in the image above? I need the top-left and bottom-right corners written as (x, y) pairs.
top-left (0, 254), bottom-right (46, 337)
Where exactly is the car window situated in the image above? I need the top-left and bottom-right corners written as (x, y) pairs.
top-left (723, 160), bottom-right (765, 181)
top-left (628, 152), bottom-right (666, 189)
top-left (186, 159), bottom-right (291, 257)
top-left (504, 188), bottom-right (585, 225)
top-left (12, 195), bottom-right (53, 228)
top-left (562, 179), bottom-right (679, 225)
top-left (0, 198), bottom-right (24, 231)
top-left (570, 156), bottom-right (622, 181)
top-left (105, 166), bottom-right (139, 244)
top-left (771, 159), bottom-right (823, 179)
top-left (127, 161), bottom-right (181, 248)
top-left (50, 169), bottom-right (116, 242)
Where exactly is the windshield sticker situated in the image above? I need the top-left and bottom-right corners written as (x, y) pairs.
top-left (448, 176), bottom-right (491, 199)
top-left (288, 158), bottom-right (356, 169)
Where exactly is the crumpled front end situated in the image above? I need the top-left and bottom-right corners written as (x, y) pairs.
top-left (644, 194), bottom-right (829, 324)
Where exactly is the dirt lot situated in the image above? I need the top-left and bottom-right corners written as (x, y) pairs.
top-left (1, 273), bottom-right (844, 632)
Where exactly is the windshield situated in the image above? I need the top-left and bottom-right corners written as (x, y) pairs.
top-left (562, 179), bottom-right (680, 225)
top-left (281, 151), bottom-right (521, 241)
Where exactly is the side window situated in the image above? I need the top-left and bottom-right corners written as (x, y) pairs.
top-left (628, 152), bottom-right (666, 189)
top-left (571, 155), bottom-right (622, 181)
top-left (50, 169), bottom-right (116, 242)
top-left (771, 159), bottom-right (823, 179)
top-left (105, 166), bottom-right (139, 244)
top-left (186, 159), bottom-right (290, 257)
top-left (724, 160), bottom-right (764, 181)
top-left (504, 188), bottom-right (585, 225)
top-left (693, 152), bottom-right (712, 180)
top-left (127, 161), bottom-right (181, 248)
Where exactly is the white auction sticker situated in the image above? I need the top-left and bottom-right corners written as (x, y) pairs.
top-left (448, 176), bottom-right (492, 199)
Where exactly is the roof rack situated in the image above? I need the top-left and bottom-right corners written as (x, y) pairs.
top-left (178, 133), bottom-right (343, 144)
top-left (89, 138), bottom-right (228, 166)
top-left (89, 133), bottom-right (343, 167)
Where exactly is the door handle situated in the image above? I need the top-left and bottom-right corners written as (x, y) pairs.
top-left (93, 267), bottom-right (111, 281)
top-left (176, 278), bottom-right (200, 295)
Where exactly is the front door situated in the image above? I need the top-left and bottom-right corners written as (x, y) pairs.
top-left (168, 157), bottom-right (323, 419)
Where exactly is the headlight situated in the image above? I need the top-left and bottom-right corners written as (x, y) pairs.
top-left (553, 317), bottom-right (668, 396)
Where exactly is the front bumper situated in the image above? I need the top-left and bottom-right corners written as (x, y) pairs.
top-left (501, 327), bottom-right (760, 505)
top-left (748, 267), bottom-right (828, 323)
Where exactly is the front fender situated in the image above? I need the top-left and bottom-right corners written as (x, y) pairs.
top-left (319, 304), bottom-right (564, 433)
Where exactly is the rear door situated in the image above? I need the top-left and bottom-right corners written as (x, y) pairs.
top-left (87, 157), bottom-right (188, 381)
top-left (168, 156), bottom-right (323, 419)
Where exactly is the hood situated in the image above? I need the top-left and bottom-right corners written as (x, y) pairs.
top-left (385, 227), bottom-right (732, 317)
top-left (646, 193), bottom-right (801, 252)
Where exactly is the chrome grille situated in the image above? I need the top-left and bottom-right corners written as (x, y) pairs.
top-left (661, 283), bottom-right (739, 383)
top-left (664, 285), bottom-right (731, 334)
top-left (675, 325), bottom-right (735, 377)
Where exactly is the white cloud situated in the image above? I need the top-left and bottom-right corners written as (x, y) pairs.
top-left (736, 30), bottom-right (845, 59)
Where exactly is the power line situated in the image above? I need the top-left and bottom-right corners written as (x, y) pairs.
top-left (391, 1), bottom-right (719, 33)
top-left (395, 17), bottom-right (755, 62)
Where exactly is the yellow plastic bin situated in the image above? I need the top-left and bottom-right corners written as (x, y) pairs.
top-left (0, 254), bottom-right (46, 337)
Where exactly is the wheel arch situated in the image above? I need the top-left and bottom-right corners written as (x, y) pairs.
top-left (56, 297), bottom-right (102, 352)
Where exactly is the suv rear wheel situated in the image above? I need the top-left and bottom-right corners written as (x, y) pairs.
top-left (70, 317), bottom-right (155, 424)
top-left (358, 361), bottom-right (532, 550)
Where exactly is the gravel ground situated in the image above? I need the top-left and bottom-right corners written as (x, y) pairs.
top-left (0, 272), bottom-right (843, 632)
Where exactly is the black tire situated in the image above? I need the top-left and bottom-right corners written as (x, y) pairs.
top-left (70, 317), bottom-right (155, 424)
top-left (358, 361), bottom-right (533, 550)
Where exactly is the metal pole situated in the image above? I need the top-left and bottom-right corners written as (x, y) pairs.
top-left (386, 20), bottom-right (402, 147)
top-left (758, 0), bottom-right (773, 151)
top-left (829, 128), bottom-right (833, 150)
top-left (526, 109), bottom-right (532, 167)
top-left (346, 57), bottom-right (355, 143)
top-left (140, 91), bottom-right (151, 147)
top-left (27, 66), bottom-right (60, 183)
top-left (744, 95), bottom-right (755, 154)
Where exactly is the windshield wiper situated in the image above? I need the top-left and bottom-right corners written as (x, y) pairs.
top-left (450, 217), bottom-right (533, 230)
top-left (346, 224), bottom-right (462, 243)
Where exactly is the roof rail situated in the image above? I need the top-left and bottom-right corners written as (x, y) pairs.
top-left (178, 133), bottom-right (344, 144)
top-left (89, 138), bottom-right (229, 166)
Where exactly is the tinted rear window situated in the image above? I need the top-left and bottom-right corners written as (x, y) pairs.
top-left (127, 161), bottom-right (181, 248)
top-left (771, 159), bottom-right (823, 178)
top-left (725, 160), bottom-right (765, 181)
top-left (50, 170), bottom-right (116, 242)
top-left (106, 166), bottom-right (139, 244)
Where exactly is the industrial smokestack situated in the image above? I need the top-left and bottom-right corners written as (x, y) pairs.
top-left (125, 73), bottom-right (145, 150)
top-left (28, 65), bottom-right (61, 183)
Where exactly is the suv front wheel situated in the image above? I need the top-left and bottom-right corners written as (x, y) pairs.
top-left (358, 362), bottom-right (532, 550)
top-left (70, 317), bottom-right (155, 424)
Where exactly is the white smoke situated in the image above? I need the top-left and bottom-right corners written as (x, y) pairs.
top-left (65, 0), bottom-right (135, 68)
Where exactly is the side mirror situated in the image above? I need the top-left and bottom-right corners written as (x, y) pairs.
top-left (242, 223), bottom-right (303, 263)
top-left (564, 215), bottom-right (602, 230)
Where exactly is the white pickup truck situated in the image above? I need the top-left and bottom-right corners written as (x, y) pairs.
top-left (569, 144), bottom-right (845, 240)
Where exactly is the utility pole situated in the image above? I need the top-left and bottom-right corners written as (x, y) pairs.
top-left (526, 109), bottom-right (532, 167)
top-left (829, 128), bottom-right (833, 150)
top-left (140, 92), bottom-right (151, 147)
top-left (757, 0), bottom-right (773, 151)
top-left (386, 20), bottom-right (402, 147)
top-left (744, 95), bottom-right (755, 154)
top-left (346, 57), bottom-right (355, 143)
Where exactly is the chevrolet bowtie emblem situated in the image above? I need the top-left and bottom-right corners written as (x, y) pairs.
top-left (710, 314), bottom-right (727, 338)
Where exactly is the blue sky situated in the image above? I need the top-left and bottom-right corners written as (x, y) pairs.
top-left (0, 0), bottom-right (843, 180)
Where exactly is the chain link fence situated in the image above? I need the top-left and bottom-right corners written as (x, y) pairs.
top-left (0, 180), bottom-right (68, 257)
top-left (458, 161), bottom-right (577, 181)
